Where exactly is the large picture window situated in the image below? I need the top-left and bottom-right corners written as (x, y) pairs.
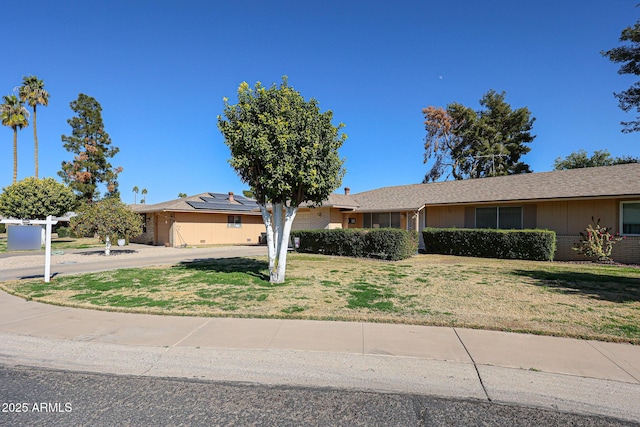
top-left (361, 212), bottom-right (402, 229)
top-left (475, 207), bottom-right (522, 229)
top-left (621, 202), bottom-right (640, 235)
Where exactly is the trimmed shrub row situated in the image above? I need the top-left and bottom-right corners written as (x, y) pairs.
top-left (291, 228), bottom-right (418, 261)
top-left (422, 228), bottom-right (556, 261)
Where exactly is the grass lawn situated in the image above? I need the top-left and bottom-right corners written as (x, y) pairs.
top-left (1, 253), bottom-right (639, 344)
top-left (0, 234), bottom-right (102, 253)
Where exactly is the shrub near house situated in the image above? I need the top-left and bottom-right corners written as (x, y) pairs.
top-left (292, 229), bottom-right (418, 261)
top-left (422, 228), bottom-right (556, 261)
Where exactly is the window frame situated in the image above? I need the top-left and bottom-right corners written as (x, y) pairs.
top-left (620, 201), bottom-right (640, 236)
top-left (227, 215), bottom-right (242, 228)
top-left (475, 206), bottom-right (523, 230)
top-left (361, 212), bottom-right (403, 229)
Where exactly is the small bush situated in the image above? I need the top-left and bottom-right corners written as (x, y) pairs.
top-left (422, 228), bottom-right (556, 261)
top-left (56, 226), bottom-right (70, 238)
top-left (291, 228), bottom-right (418, 261)
top-left (0, 223), bottom-right (5, 234)
top-left (573, 217), bottom-right (624, 262)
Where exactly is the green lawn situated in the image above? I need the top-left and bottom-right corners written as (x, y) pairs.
top-left (2, 253), bottom-right (639, 344)
top-left (0, 234), bottom-right (102, 253)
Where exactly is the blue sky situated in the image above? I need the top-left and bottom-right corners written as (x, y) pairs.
top-left (1, 1), bottom-right (637, 204)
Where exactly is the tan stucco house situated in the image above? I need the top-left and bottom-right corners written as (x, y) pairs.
top-left (131, 192), bottom-right (265, 247)
top-left (132, 163), bottom-right (640, 263)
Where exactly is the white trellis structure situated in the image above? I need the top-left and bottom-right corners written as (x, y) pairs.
top-left (1, 215), bottom-right (58, 282)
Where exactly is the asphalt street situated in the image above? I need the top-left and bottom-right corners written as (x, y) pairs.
top-left (1, 365), bottom-right (634, 427)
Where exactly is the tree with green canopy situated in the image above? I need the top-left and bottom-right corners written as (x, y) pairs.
top-left (19, 75), bottom-right (49, 178)
top-left (1, 95), bottom-right (29, 183)
top-left (71, 197), bottom-right (143, 255)
top-left (422, 90), bottom-right (535, 182)
top-left (58, 94), bottom-right (122, 202)
top-left (218, 77), bottom-right (346, 283)
top-left (602, 17), bottom-right (640, 133)
top-left (0, 177), bottom-right (76, 220)
top-left (553, 149), bottom-right (639, 170)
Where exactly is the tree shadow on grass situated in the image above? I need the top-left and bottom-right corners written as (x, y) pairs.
top-left (177, 257), bottom-right (270, 282)
top-left (511, 269), bottom-right (640, 303)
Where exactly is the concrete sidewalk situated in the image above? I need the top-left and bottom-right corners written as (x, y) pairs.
top-left (1, 291), bottom-right (639, 423)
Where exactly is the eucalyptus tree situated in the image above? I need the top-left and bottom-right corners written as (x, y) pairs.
top-left (19, 75), bottom-right (49, 178)
top-left (1, 95), bottom-right (30, 183)
top-left (218, 77), bottom-right (346, 283)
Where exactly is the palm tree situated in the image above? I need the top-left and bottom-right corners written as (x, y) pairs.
top-left (132, 186), bottom-right (139, 203)
top-left (19, 76), bottom-right (49, 178)
top-left (1, 95), bottom-right (30, 182)
top-left (141, 188), bottom-right (147, 204)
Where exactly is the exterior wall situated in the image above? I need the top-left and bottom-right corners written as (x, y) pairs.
top-left (537, 200), bottom-right (619, 235)
top-left (345, 213), bottom-right (363, 229)
top-left (422, 198), bottom-right (639, 264)
top-left (156, 212), bottom-right (174, 246)
top-left (292, 207), bottom-right (344, 230)
top-left (131, 213), bottom-right (155, 245)
top-left (173, 212), bottom-right (265, 246)
top-left (425, 206), bottom-right (466, 228)
top-left (556, 235), bottom-right (640, 264)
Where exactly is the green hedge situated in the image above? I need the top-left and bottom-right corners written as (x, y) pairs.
top-left (291, 228), bottom-right (418, 261)
top-left (422, 228), bottom-right (556, 261)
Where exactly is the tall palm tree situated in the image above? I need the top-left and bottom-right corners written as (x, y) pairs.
top-left (19, 76), bottom-right (49, 178)
top-left (1, 95), bottom-right (30, 182)
top-left (141, 188), bottom-right (148, 204)
top-left (132, 186), bottom-right (139, 203)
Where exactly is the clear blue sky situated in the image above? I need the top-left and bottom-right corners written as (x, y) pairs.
top-left (2, 1), bottom-right (637, 204)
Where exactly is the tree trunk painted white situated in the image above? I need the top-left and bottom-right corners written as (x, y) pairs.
top-left (259, 205), bottom-right (276, 273)
top-left (105, 235), bottom-right (111, 256)
top-left (259, 203), bottom-right (297, 283)
top-left (273, 205), bottom-right (297, 283)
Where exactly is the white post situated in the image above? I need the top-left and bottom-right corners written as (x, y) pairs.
top-left (44, 215), bottom-right (54, 283)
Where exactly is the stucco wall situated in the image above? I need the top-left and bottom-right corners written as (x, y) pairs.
top-left (173, 212), bottom-right (265, 246)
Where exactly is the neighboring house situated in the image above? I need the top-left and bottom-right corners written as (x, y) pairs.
top-left (132, 164), bottom-right (640, 263)
top-left (339, 163), bottom-right (640, 263)
top-left (131, 192), bottom-right (265, 246)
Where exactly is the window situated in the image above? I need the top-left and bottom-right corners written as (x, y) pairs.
top-left (621, 201), bottom-right (640, 235)
top-left (475, 207), bottom-right (522, 229)
top-left (348, 218), bottom-right (356, 224)
top-left (227, 215), bottom-right (242, 228)
top-left (361, 212), bottom-right (403, 229)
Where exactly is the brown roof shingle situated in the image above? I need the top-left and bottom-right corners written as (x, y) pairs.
top-left (350, 163), bottom-right (640, 211)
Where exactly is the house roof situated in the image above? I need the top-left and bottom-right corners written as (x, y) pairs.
top-left (298, 193), bottom-right (361, 209)
top-left (131, 192), bottom-right (261, 214)
top-left (130, 164), bottom-right (640, 216)
top-left (350, 163), bottom-right (640, 212)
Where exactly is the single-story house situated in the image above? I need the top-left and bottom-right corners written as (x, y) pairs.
top-left (131, 192), bottom-right (266, 246)
top-left (132, 163), bottom-right (640, 263)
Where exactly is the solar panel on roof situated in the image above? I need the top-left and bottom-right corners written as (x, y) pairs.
top-left (186, 201), bottom-right (258, 211)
